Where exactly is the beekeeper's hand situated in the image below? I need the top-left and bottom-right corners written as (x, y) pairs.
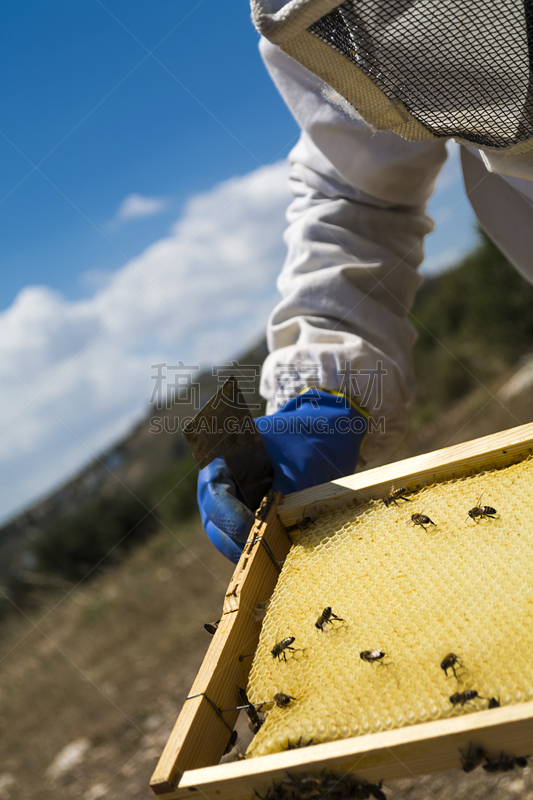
top-left (197, 389), bottom-right (367, 562)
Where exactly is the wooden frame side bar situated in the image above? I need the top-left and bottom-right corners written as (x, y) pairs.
top-left (157, 702), bottom-right (533, 799)
top-left (150, 495), bottom-right (290, 796)
top-left (278, 422), bottom-right (533, 526)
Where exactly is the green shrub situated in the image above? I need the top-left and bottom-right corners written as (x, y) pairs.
top-left (31, 492), bottom-right (156, 580)
top-left (30, 453), bottom-right (199, 582)
top-left (410, 231), bottom-right (533, 426)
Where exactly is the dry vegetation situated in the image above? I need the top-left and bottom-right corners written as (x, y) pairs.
top-left (0, 521), bottom-right (233, 799)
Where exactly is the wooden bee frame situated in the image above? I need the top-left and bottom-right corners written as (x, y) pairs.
top-left (150, 422), bottom-right (533, 799)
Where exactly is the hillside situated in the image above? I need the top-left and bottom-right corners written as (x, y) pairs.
top-left (1, 233), bottom-right (533, 799)
top-left (0, 341), bottom-right (268, 604)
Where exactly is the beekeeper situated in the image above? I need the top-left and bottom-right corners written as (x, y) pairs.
top-left (199, 0), bottom-right (533, 561)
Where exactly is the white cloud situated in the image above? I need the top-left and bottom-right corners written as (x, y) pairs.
top-left (0, 153), bottom-right (476, 523)
top-left (0, 161), bottom-right (290, 522)
top-left (79, 268), bottom-right (114, 290)
top-left (116, 193), bottom-right (168, 222)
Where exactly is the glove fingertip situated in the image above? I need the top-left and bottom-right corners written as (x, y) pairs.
top-left (204, 520), bottom-right (244, 564)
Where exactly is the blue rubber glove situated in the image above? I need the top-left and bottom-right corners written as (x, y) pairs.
top-left (197, 388), bottom-right (367, 563)
top-left (197, 456), bottom-right (256, 563)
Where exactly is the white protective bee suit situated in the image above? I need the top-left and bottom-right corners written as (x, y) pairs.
top-left (255, 0), bottom-right (533, 468)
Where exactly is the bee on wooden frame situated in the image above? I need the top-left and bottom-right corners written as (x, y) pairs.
top-left (271, 636), bottom-right (297, 662)
top-left (255, 490), bottom-right (275, 522)
top-left (283, 736), bottom-right (314, 750)
top-left (459, 742), bottom-right (485, 772)
top-left (273, 692), bottom-right (297, 707)
top-left (237, 688), bottom-right (264, 734)
top-left (440, 652), bottom-right (463, 679)
top-left (411, 513), bottom-right (436, 531)
top-left (483, 752), bottom-right (528, 772)
top-left (450, 689), bottom-right (482, 707)
top-left (286, 507), bottom-right (317, 537)
top-left (366, 780), bottom-right (387, 800)
top-left (468, 493), bottom-right (497, 523)
top-left (360, 649), bottom-right (386, 663)
top-left (383, 486), bottom-right (410, 508)
top-left (297, 507), bottom-right (316, 533)
top-left (315, 606), bottom-right (344, 631)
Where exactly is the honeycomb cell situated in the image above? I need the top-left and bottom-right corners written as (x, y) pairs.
top-left (245, 457), bottom-right (533, 757)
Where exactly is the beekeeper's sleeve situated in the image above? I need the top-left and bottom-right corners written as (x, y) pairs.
top-left (259, 39), bottom-right (449, 467)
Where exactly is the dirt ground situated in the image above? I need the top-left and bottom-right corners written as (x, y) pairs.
top-left (0, 522), bottom-right (234, 799)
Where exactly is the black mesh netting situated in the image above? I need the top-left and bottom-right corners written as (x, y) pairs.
top-left (309, 0), bottom-right (533, 148)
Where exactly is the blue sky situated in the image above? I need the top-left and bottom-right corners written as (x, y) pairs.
top-left (1, 1), bottom-right (301, 308)
top-left (0, 1), bottom-right (477, 522)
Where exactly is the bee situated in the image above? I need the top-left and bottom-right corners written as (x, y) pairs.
top-left (488, 696), bottom-right (500, 708)
top-left (459, 743), bottom-right (485, 772)
top-left (297, 509), bottom-right (316, 533)
top-left (440, 652), bottom-right (463, 679)
top-left (450, 689), bottom-right (481, 706)
top-left (255, 490), bottom-right (275, 522)
top-left (366, 779), bottom-right (387, 800)
top-left (468, 494), bottom-right (497, 522)
top-left (283, 736), bottom-right (314, 750)
top-left (204, 619), bottom-right (220, 635)
top-left (273, 692), bottom-right (297, 707)
top-left (351, 783), bottom-right (370, 800)
top-left (360, 649), bottom-right (386, 663)
top-left (411, 513), bottom-right (435, 531)
top-left (482, 752), bottom-right (525, 772)
top-left (237, 688), bottom-right (263, 734)
top-left (383, 487), bottom-right (410, 507)
top-left (499, 754), bottom-right (519, 772)
top-left (271, 636), bottom-right (297, 662)
top-left (223, 729), bottom-right (238, 755)
top-left (299, 776), bottom-right (322, 791)
top-left (315, 606), bottom-right (344, 631)
top-left (482, 755), bottom-right (500, 773)
top-left (279, 774), bottom-right (323, 800)
top-left (286, 508), bottom-right (317, 536)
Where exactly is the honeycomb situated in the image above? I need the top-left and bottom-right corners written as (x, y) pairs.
top-left (245, 457), bottom-right (533, 757)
